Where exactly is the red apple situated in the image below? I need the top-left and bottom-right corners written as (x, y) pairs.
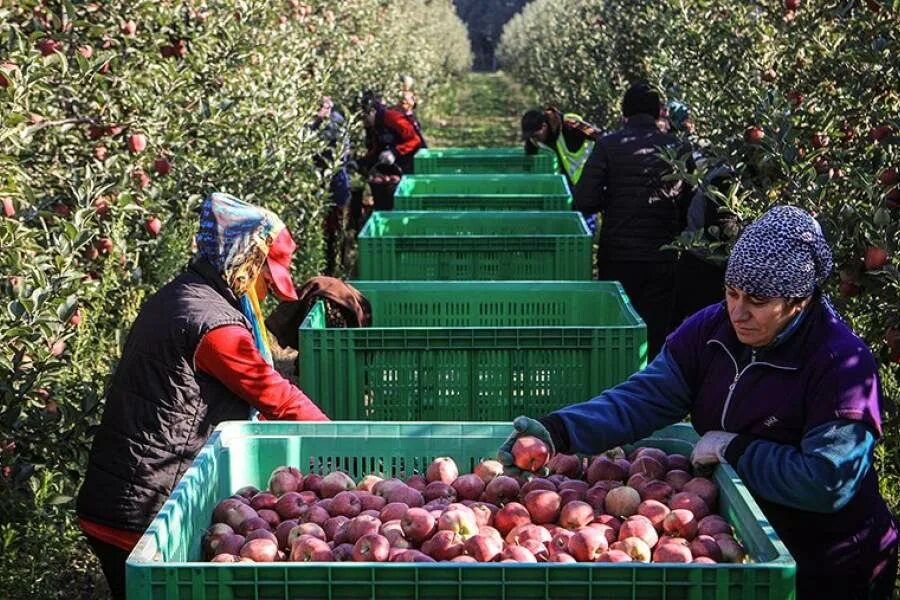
top-left (390, 549), bottom-right (435, 563)
top-left (464, 533), bottom-right (502, 562)
top-left (665, 469), bottom-right (692, 492)
top-left (618, 516), bottom-right (658, 548)
top-left (357, 474), bottom-right (382, 493)
top-left (523, 490), bottom-right (561, 525)
top-left (423, 481), bottom-right (456, 503)
top-left (869, 125), bottom-right (893, 141)
top-left (474, 460), bottom-right (503, 484)
top-left (426, 457), bottom-right (459, 484)
top-left (698, 515), bottom-right (733, 537)
top-left (37, 39), bottom-right (61, 56)
top-left (483, 475), bottom-right (520, 505)
top-left (663, 509), bottom-right (699, 540)
top-left (864, 246), bottom-right (889, 271)
top-left (611, 536), bottom-right (652, 562)
top-left (494, 502), bottom-right (531, 535)
top-left (500, 545), bottom-right (537, 563)
top-left (597, 549), bottom-right (632, 562)
top-left (380, 502), bottom-right (410, 523)
top-left (404, 474), bottom-right (427, 492)
top-left (352, 533), bottom-right (390, 562)
top-left (586, 456), bottom-right (627, 484)
top-left (329, 491), bottom-right (362, 518)
top-left (344, 515), bottom-right (381, 544)
top-left (689, 534), bottom-right (724, 561)
top-left (604, 486), bottom-right (641, 518)
top-left (682, 477), bottom-right (718, 510)
top-left (669, 492), bottom-right (710, 520)
top-left (511, 436), bottom-right (550, 472)
top-left (121, 20), bottom-right (137, 36)
top-left (127, 133), bottom-right (147, 154)
top-left (202, 523), bottom-right (235, 559)
top-left (421, 530), bottom-right (464, 560)
top-left (144, 217), bottom-right (162, 237)
top-left (153, 156), bottom-right (172, 175)
top-left (438, 507), bottom-right (479, 540)
top-left (385, 485), bottom-right (424, 507)
top-left (290, 536), bottom-right (333, 562)
top-left (713, 533), bottom-right (747, 563)
top-left (400, 507), bottom-right (435, 543)
top-left (744, 127), bottom-right (764, 144)
top-left (547, 453), bottom-right (582, 478)
top-left (451, 474), bottom-right (485, 501)
top-left (653, 541), bottom-right (692, 563)
top-left (637, 499), bottom-right (670, 531)
top-left (567, 527), bottom-right (608, 561)
top-left (320, 471), bottom-right (355, 498)
top-left (240, 537), bottom-right (278, 562)
top-left (558, 500), bottom-right (594, 530)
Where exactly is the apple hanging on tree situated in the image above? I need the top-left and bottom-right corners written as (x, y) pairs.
top-left (128, 133), bottom-right (147, 154)
top-left (145, 217), bottom-right (162, 237)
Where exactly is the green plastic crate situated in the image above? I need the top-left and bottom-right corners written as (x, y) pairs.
top-left (357, 211), bottom-right (592, 280)
top-left (298, 280), bottom-right (647, 420)
top-left (127, 422), bottom-right (796, 600)
top-left (393, 174), bottom-right (572, 211)
top-left (414, 147), bottom-right (559, 175)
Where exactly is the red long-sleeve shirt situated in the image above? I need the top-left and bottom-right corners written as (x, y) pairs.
top-left (381, 108), bottom-right (424, 157)
top-left (81, 325), bottom-right (328, 550)
top-left (194, 325), bottom-right (329, 422)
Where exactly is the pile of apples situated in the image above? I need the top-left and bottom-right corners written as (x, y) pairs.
top-left (368, 174), bottom-right (401, 185)
top-left (202, 437), bottom-right (747, 564)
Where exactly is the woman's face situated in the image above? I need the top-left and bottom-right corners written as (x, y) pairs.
top-left (725, 286), bottom-right (809, 348)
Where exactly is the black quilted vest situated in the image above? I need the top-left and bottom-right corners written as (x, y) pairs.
top-left (76, 259), bottom-right (251, 531)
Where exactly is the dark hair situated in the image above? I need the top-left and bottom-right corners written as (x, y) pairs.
top-left (622, 82), bottom-right (661, 118)
top-left (358, 90), bottom-right (381, 113)
top-left (521, 109), bottom-right (546, 135)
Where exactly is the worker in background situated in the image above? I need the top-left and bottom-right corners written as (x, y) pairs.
top-left (573, 82), bottom-right (695, 359)
top-left (521, 106), bottom-right (602, 190)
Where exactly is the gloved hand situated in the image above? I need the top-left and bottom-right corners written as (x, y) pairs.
top-left (690, 430), bottom-right (737, 469)
top-left (377, 149), bottom-right (395, 166)
top-left (497, 416), bottom-right (555, 478)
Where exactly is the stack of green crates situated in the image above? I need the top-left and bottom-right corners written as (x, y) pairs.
top-left (414, 147), bottom-right (558, 174)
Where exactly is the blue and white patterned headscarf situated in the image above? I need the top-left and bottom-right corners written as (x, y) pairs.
top-left (725, 205), bottom-right (833, 298)
top-left (195, 192), bottom-right (288, 365)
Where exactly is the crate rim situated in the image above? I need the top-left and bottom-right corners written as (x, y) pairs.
top-left (298, 280), bottom-right (646, 331)
top-left (358, 210), bottom-right (591, 238)
top-left (128, 421), bottom-right (794, 572)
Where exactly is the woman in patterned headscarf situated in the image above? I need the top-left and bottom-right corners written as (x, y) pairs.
top-left (499, 205), bottom-right (897, 600)
top-left (76, 193), bottom-right (329, 600)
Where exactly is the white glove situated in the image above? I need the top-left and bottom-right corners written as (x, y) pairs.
top-left (377, 150), bottom-right (395, 166)
top-left (691, 430), bottom-right (738, 468)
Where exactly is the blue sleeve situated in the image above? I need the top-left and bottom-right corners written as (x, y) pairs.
top-left (734, 420), bottom-right (876, 513)
top-left (551, 346), bottom-right (693, 455)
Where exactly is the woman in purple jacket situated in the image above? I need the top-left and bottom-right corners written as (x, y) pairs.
top-left (499, 205), bottom-right (898, 599)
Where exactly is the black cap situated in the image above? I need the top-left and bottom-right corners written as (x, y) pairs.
top-left (622, 83), bottom-right (661, 118)
top-left (521, 109), bottom-right (546, 140)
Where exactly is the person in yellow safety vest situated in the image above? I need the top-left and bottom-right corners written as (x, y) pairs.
top-left (521, 107), bottom-right (603, 189)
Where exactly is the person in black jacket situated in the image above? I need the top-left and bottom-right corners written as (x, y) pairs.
top-left (573, 83), bottom-right (694, 360)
